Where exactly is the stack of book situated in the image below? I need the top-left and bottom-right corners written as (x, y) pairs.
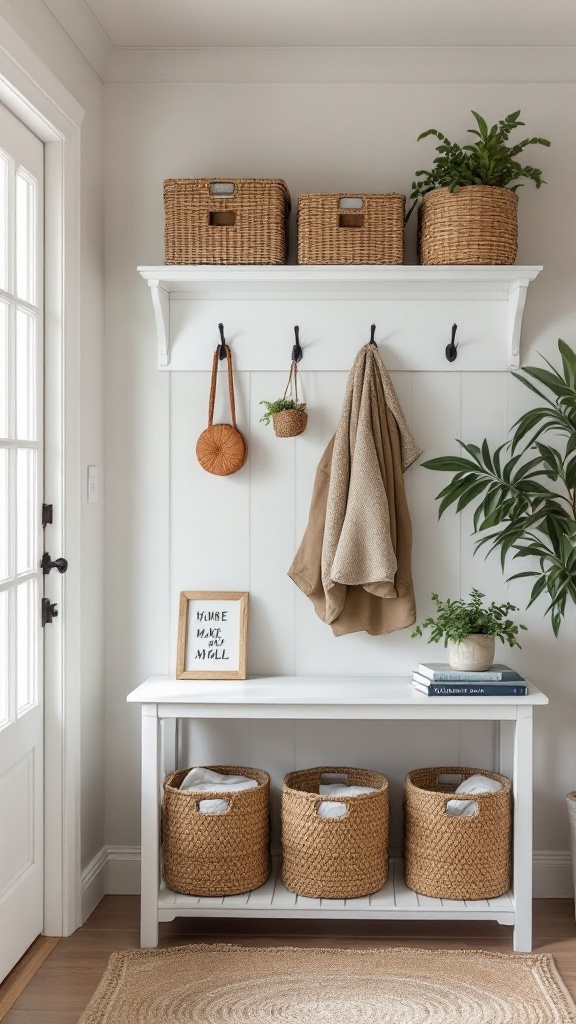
top-left (412, 662), bottom-right (528, 697)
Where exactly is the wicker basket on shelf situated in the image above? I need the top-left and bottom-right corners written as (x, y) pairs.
top-left (282, 766), bottom-right (389, 899)
top-left (418, 185), bottom-right (518, 265)
top-left (162, 765), bottom-right (270, 896)
top-left (164, 178), bottom-right (291, 265)
top-left (298, 193), bottom-right (405, 265)
top-left (404, 766), bottom-right (511, 900)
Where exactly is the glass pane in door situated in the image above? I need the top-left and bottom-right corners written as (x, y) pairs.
top-left (16, 579), bottom-right (37, 715)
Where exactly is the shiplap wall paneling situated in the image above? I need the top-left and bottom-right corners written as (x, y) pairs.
top-left (249, 371), bottom-right (296, 676)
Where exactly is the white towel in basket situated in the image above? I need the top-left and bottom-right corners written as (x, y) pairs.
top-left (445, 774), bottom-right (502, 818)
top-left (179, 766), bottom-right (257, 814)
top-left (317, 783), bottom-right (376, 818)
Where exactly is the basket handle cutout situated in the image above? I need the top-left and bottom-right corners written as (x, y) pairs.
top-left (209, 210), bottom-right (236, 227)
top-left (197, 797), bottom-right (231, 815)
top-left (315, 799), bottom-right (349, 819)
top-left (320, 772), bottom-right (349, 785)
top-left (443, 795), bottom-right (480, 819)
top-left (209, 182), bottom-right (236, 197)
top-left (437, 773), bottom-right (463, 788)
top-left (339, 213), bottom-right (364, 229)
top-left (338, 197), bottom-right (364, 209)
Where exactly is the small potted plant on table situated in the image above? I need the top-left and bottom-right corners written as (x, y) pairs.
top-left (406, 110), bottom-right (550, 265)
top-left (411, 589), bottom-right (526, 671)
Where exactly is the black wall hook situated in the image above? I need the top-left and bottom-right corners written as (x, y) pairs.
top-left (218, 323), bottom-right (227, 361)
top-left (445, 323), bottom-right (458, 363)
top-left (292, 325), bottom-right (303, 363)
top-left (369, 324), bottom-right (377, 346)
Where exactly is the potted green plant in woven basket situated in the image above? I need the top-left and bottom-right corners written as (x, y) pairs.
top-left (260, 358), bottom-right (307, 438)
top-left (406, 110), bottom-right (550, 265)
top-left (411, 589), bottom-right (526, 671)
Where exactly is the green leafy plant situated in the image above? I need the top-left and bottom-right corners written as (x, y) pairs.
top-left (406, 110), bottom-right (550, 221)
top-left (421, 339), bottom-right (576, 636)
top-left (259, 398), bottom-right (307, 426)
top-left (411, 589), bottom-right (526, 647)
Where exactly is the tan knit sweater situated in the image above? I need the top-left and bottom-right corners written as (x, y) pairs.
top-left (288, 344), bottom-right (422, 637)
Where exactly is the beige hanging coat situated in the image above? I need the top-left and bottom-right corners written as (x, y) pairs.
top-left (288, 344), bottom-right (422, 636)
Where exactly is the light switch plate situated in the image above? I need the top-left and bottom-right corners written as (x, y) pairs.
top-left (87, 465), bottom-right (98, 503)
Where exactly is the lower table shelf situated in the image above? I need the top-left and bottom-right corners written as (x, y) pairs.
top-left (158, 857), bottom-right (515, 926)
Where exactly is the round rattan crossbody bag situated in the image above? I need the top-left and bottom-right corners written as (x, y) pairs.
top-left (196, 344), bottom-right (247, 476)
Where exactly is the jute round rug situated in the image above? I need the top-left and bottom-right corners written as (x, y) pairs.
top-left (79, 944), bottom-right (576, 1023)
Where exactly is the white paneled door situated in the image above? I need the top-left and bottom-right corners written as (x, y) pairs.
top-left (0, 102), bottom-right (44, 981)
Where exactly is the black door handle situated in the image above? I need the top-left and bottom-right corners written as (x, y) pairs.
top-left (41, 552), bottom-right (68, 575)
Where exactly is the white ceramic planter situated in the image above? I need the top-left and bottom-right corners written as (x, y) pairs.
top-left (447, 634), bottom-right (495, 672)
top-left (568, 792), bottom-right (576, 921)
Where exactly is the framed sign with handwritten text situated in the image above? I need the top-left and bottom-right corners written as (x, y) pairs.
top-left (176, 591), bottom-right (248, 680)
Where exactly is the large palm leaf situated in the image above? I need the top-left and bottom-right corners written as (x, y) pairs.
top-left (422, 339), bottom-right (576, 635)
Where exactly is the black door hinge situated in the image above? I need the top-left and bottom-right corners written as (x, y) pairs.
top-left (41, 598), bottom-right (58, 626)
top-left (42, 503), bottom-right (53, 527)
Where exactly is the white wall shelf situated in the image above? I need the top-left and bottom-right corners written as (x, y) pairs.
top-left (137, 265), bottom-right (542, 371)
top-left (127, 675), bottom-right (548, 952)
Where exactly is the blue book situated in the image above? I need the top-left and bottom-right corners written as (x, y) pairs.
top-left (417, 662), bottom-right (525, 682)
top-left (412, 678), bottom-right (528, 697)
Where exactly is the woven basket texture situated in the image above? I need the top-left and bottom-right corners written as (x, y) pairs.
top-left (404, 766), bottom-right (511, 900)
top-left (282, 766), bottom-right (389, 899)
top-left (297, 193), bottom-right (405, 265)
top-left (272, 409), bottom-right (308, 437)
top-left (164, 178), bottom-right (290, 265)
top-left (418, 185), bottom-right (518, 265)
top-left (162, 766), bottom-right (270, 896)
top-left (196, 423), bottom-right (247, 476)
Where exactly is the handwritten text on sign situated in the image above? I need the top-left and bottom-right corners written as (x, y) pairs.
top-left (185, 599), bottom-right (241, 673)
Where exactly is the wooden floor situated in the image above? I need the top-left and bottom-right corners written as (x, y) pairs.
top-left (2, 897), bottom-right (575, 1022)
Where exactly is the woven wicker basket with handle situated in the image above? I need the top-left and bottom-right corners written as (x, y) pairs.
top-left (272, 360), bottom-right (308, 437)
top-left (404, 766), bottom-right (511, 900)
top-left (282, 766), bottom-right (389, 899)
top-left (162, 765), bottom-right (270, 896)
top-left (164, 178), bottom-right (290, 265)
top-left (298, 193), bottom-right (405, 265)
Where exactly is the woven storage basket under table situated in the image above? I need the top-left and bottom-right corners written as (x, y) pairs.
top-left (297, 193), bottom-right (405, 265)
top-left (162, 766), bottom-right (270, 896)
top-left (282, 766), bottom-right (389, 899)
top-left (418, 185), bottom-right (518, 265)
top-left (163, 178), bottom-right (290, 265)
top-left (404, 766), bottom-right (511, 900)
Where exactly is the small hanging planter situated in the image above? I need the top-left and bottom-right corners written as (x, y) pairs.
top-left (260, 331), bottom-right (308, 438)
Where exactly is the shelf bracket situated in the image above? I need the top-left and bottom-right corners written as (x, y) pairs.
top-left (148, 280), bottom-right (170, 366)
top-left (507, 278), bottom-right (530, 370)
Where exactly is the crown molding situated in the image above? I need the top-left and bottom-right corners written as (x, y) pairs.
top-left (104, 45), bottom-right (576, 85)
top-left (42, 0), bottom-right (114, 81)
top-left (30, 5), bottom-right (576, 85)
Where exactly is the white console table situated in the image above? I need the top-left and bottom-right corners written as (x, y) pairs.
top-left (127, 675), bottom-right (548, 952)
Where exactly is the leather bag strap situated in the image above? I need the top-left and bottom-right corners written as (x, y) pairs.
top-left (208, 344), bottom-right (237, 429)
top-left (282, 360), bottom-right (299, 403)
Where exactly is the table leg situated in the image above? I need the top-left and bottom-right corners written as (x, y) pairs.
top-left (512, 707), bottom-right (533, 952)
top-left (140, 704), bottom-right (160, 947)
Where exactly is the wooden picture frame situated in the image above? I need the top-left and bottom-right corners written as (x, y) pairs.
top-left (176, 591), bottom-right (248, 680)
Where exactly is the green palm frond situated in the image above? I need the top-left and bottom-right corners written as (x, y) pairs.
top-left (422, 339), bottom-right (576, 635)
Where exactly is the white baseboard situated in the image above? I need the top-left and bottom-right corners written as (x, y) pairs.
top-left (98, 846), bottom-right (575, 900)
top-left (105, 845), bottom-right (141, 895)
top-left (80, 846), bottom-right (108, 923)
top-left (533, 850), bottom-right (574, 898)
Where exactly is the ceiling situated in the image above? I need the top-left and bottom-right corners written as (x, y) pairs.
top-left (80, 0), bottom-right (576, 49)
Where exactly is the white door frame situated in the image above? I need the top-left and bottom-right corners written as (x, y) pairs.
top-left (0, 14), bottom-right (85, 936)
